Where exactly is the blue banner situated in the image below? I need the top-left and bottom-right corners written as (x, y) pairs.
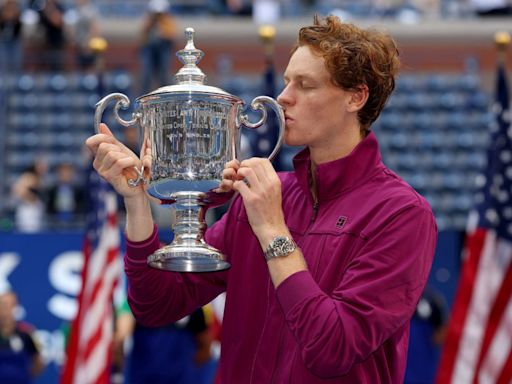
top-left (0, 231), bottom-right (122, 384)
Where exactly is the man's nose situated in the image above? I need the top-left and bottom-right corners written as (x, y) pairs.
top-left (277, 86), bottom-right (291, 107)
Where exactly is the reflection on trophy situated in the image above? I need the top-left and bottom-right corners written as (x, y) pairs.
top-left (94, 27), bottom-right (285, 272)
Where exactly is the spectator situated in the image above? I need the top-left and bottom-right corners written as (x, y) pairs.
top-left (10, 162), bottom-right (47, 233)
top-left (33, 0), bottom-right (66, 71)
top-left (139, 0), bottom-right (177, 93)
top-left (46, 163), bottom-right (85, 228)
top-left (470, 0), bottom-right (512, 16)
top-left (71, 0), bottom-right (100, 71)
top-left (225, 0), bottom-right (252, 15)
top-left (0, 291), bottom-right (45, 383)
top-left (122, 126), bottom-right (139, 155)
top-left (114, 298), bottom-right (216, 384)
top-left (0, 0), bottom-right (23, 74)
top-left (405, 286), bottom-right (448, 383)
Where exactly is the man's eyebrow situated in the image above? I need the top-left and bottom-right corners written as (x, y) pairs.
top-left (283, 74), bottom-right (315, 82)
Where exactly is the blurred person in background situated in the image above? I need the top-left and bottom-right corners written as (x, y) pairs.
top-left (0, 0), bottom-right (23, 74)
top-left (86, 15), bottom-right (437, 383)
top-left (70, 0), bottom-right (99, 71)
top-left (470, 0), bottom-right (512, 16)
top-left (139, 0), bottom-right (177, 93)
top-left (405, 286), bottom-right (447, 383)
top-left (0, 291), bottom-right (45, 383)
top-left (113, 298), bottom-right (216, 384)
top-left (225, 0), bottom-right (252, 15)
top-left (122, 126), bottom-right (139, 155)
top-left (10, 161), bottom-right (47, 233)
top-left (32, 0), bottom-right (66, 71)
top-left (46, 162), bottom-right (85, 228)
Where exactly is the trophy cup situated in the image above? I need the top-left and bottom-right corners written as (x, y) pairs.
top-left (94, 28), bottom-right (285, 273)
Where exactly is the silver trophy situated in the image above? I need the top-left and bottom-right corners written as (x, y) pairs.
top-left (94, 28), bottom-right (284, 272)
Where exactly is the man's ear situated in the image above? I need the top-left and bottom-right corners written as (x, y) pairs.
top-left (347, 85), bottom-right (369, 113)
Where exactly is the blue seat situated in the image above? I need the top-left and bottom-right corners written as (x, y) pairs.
top-left (16, 74), bottom-right (35, 92)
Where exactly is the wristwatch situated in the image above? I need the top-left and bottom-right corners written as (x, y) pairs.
top-left (264, 236), bottom-right (297, 261)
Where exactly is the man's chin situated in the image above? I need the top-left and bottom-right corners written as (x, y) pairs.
top-left (283, 136), bottom-right (302, 148)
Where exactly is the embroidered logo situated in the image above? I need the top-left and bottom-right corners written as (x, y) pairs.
top-left (336, 216), bottom-right (348, 229)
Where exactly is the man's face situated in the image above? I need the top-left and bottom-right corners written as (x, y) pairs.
top-left (0, 292), bottom-right (17, 325)
top-left (277, 46), bottom-right (353, 150)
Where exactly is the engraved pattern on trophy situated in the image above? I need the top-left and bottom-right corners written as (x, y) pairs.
top-left (94, 27), bottom-right (285, 272)
top-left (140, 98), bottom-right (237, 199)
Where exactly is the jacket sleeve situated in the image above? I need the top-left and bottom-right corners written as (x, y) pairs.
top-left (275, 204), bottom-right (437, 377)
top-left (125, 213), bottom-right (231, 327)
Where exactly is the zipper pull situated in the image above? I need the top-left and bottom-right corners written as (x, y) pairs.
top-left (311, 201), bottom-right (319, 223)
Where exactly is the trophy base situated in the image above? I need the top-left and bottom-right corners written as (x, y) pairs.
top-left (147, 244), bottom-right (231, 272)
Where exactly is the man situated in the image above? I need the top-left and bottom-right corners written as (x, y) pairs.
top-left (86, 16), bottom-right (437, 383)
top-left (0, 291), bottom-right (45, 383)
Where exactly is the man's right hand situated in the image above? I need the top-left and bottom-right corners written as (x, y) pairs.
top-left (85, 123), bottom-right (149, 198)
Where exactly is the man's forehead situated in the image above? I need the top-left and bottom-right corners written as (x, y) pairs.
top-left (284, 46), bottom-right (329, 79)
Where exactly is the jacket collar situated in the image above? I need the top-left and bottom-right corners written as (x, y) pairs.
top-left (292, 132), bottom-right (384, 202)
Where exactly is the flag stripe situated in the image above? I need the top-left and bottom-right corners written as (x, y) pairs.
top-left (81, 245), bottom-right (119, 345)
top-left (83, 255), bottom-right (120, 361)
top-left (435, 228), bottom-right (487, 383)
top-left (497, 345), bottom-right (512, 383)
top-left (452, 230), bottom-right (503, 383)
top-left (77, 304), bottom-right (114, 383)
top-left (60, 171), bottom-right (122, 384)
top-left (474, 248), bottom-right (512, 383)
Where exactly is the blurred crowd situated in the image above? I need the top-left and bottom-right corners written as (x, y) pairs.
top-left (10, 158), bottom-right (86, 232)
top-left (1, 0), bottom-right (511, 76)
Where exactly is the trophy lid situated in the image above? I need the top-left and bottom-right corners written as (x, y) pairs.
top-left (138, 27), bottom-right (237, 100)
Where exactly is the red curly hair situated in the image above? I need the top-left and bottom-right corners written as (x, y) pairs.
top-left (294, 15), bottom-right (400, 136)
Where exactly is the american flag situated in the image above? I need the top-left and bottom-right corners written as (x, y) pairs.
top-left (436, 61), bottom-right (512, 382)
top-left (60, 168), bottom-right (122, 384)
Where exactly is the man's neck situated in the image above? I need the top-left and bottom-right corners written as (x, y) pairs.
top-left (309, 125), bottom-right (364, 165)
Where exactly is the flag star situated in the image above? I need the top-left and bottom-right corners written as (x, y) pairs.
top-left (506, 166), bottom-right (512, 180)
top-left (503, 109), bottom-right (511, 123)
top-left (491, 185), bottom-right (500, 198)
top-left (497, 190), bottom-right (509, 203)
top-left (503, 207), bottom-right (512, 219)
top-left (485, 208), bottom-right (499, 225)
top-left (500, 150), bottom-right (512, 163)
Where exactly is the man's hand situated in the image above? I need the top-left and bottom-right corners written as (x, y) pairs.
top-left (232, 158), bottom-right (288, 244)
top-left (85, 123), bottom-right (149, 198)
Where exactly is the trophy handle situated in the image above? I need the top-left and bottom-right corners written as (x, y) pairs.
top-left (239, 95), bottom-right (285, 161)
top-left (94, 92), bottom-right (146, 187)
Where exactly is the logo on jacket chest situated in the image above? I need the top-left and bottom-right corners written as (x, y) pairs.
top-left (336, 216), bottom-right (348, 229)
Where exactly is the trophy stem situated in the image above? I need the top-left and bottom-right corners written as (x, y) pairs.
top-left (172, 193), bottom-right (207, 244)
top-left (147, 192), bottom-right (231, 272)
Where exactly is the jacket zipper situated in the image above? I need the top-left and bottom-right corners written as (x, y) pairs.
top-left (311, 200), bottom-right (319, 224)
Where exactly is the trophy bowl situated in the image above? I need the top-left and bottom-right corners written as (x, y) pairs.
top-left (94, 27), bottom-right (285, 272)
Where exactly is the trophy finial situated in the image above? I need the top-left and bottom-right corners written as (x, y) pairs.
top-left (175, 27), bottom-right (207, 85)
top-left (495, 31), bottom-right (511, 50)
top-left (184, 27), bottom-right (195, 49)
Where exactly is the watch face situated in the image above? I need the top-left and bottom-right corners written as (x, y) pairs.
top-left (275, 237), bottom-right (293, 253)
top-left (269, 236), bottom-right (296, 258)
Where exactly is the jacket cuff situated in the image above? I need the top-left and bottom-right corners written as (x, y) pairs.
top-left (125, 225), bottom-right (160, 266)
top-left (276, 270), bottom-right (322, 314)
